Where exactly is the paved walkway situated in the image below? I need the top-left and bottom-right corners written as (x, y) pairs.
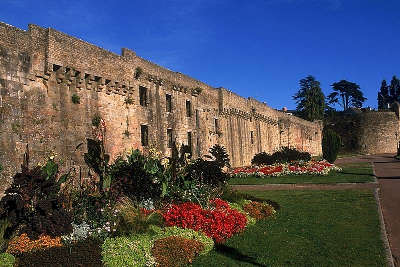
top-left (338, 154), bottom-right (400, 267)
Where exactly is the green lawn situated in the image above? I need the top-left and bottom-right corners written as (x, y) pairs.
top-left (193, 190), bottom-right (387, 267)
top-left (337, 152), bottom-right (364, 159)
top-left (228, 162), bottom-right (375, 185)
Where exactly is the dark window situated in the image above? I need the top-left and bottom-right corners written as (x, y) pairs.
top-left (195, 110), bottom-right (200, 128)
top-left (186, 100), bottom-right (191, 117)
top-left (166, 94), bottom-right (172, 112)
top-left (187, 132), bottom-right (192, 152)
top-left (214, 118), bottom-right (219, 132)
top-left (167, 129), bottom-right (173, 148)
top-left (139, 86), bottom-right (147, 106)
top-left (141, 125), bottom-right (148, 146)
top-left (250, 131), bottom-right (254, 144)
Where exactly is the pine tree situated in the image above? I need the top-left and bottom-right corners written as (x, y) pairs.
top-left (293, 75), bottom-right (325, 121)
top-left (378, 93), bottom-right (385, 110)
top-left (389, 76), bottom-right (400, 102)
top-left (378, 80), bottom-right (389, 110)
top-left (327, 80), bottom-right (366, 111)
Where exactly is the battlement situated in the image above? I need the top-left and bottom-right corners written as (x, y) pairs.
top-left (0, 21), bottom-right (323, 183)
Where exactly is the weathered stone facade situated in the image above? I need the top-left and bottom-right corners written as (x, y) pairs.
top-left (0, 22), bottom-right (323, 188)
top-left (358, 105), bottom-right (400, 154)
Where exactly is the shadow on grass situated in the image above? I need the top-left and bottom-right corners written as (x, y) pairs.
top-left (339, 171), bottom-right (373, 177)
top-left (215, 244), bottom-right (267, 267)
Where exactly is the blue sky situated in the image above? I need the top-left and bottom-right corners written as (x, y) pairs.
top-left (1, 0), bottom-right (399, 110)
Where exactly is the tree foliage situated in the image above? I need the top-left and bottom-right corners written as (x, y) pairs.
top-left (378, 80), bottom-right (389, 110)
top-left (377, 76), bottom-right (400, 110)
top-left (327, 80), bottom-right (366, 111)
top-left (389, 75), bottom-right (400, 100)
top-left (205, 144), bottom-right (230, 168)
top-left (293, 75), bottom-right (325, 121)
top-left (322, 129), bottom-right (341, 163)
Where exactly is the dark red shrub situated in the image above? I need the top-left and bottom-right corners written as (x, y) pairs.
top-left (243, 201), bottom-right (275, 220)
top-left (15, 238), bottom-right (102, 267)
top-left (152, 236), bottom-right (204, 267)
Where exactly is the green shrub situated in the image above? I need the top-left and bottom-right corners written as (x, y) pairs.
top-left (205, 144), bottom-right (230, 168)
top-left (0, 252), bottom-right (15, 267)
top-left (108, 149), bottom-right (164, 202)
top-left (71, 93), bottom-right (80, 104)
top-left (92, 114), bottom-right (102, 127)
top-left (184, 158), bottom-right (229, 187)
top-left (251, 147), bottom-right (311, 166)
top-left (102, 235), bottom-right (156, 267)
top-left (251, 152), bottom-right (274, 166)
top-left (152, 226), bottom-right (214, 255)
top-left (322, 129), bottom-right (341, 163)
top-left (272, 147), bottom-right (311, 163)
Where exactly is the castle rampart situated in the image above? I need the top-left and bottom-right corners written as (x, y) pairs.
top-left (0, 22), bottom-right (323, 190)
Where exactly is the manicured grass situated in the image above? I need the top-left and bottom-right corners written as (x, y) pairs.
top-left (193, 190), bottom-right (387, 267)
top-left (228, 162), bottom-right (375, 185)
top-left (337, 152), bottom-right (364, 159)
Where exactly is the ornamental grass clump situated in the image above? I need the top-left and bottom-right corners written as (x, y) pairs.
top-left (152, 236), bottom-right (204, 267)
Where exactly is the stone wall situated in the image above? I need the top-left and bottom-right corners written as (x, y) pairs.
top-left (358, 111), bottom-right (400, 154)
top-left (0, 22), bottom-right (323, 190)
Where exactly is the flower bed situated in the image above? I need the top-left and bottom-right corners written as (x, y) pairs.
top-left (231, 160), bottom-right (342, 177)
top-left (162, 198), bottom-right (248, 243)
top-left (0, 144), bottom-right (279, 266)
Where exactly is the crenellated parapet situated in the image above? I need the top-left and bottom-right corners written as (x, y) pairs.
top-left (0, 21), bottom-right (323, 181)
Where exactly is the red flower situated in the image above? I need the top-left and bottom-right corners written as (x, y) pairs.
top-left (162, 199), bottom-right (247, 243)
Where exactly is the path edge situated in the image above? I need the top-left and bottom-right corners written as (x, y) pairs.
top-left (374, 188), bottom-right (395, 267)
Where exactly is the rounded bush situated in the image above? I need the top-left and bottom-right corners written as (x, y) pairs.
top-left (243, 201), bottom-right (276, 220)
top-left (152, 236), bottom-right (204, 267)
top-left (152, 226), bottom-right (214, 255)
top-left (101, 234), bottom-right (155, 267)
top-left (251, 147), bottom-right (311, 166)
top-left (0, 253), bottom-right (15, 267)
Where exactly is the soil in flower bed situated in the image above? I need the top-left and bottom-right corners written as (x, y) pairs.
top-left (14, 238), bottom-right (103, 267)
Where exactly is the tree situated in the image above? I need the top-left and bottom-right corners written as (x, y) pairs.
top-left (293, 75), bottom-right (325, 121)
top-left (378, 80), bottom-right (389, 110)
top-left (327, 80), bottom-right (366, 111)
top-left (389, 76), bottom-right (400, 102)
